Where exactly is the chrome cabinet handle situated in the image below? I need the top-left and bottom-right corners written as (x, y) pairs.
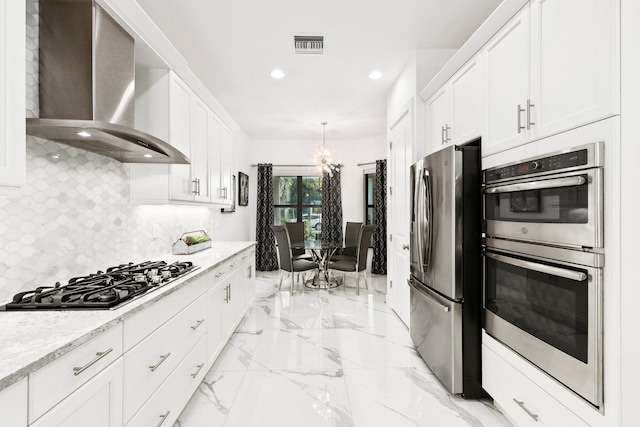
top-left (192, 178), bottom-right (200, 195)
top-left (485, 175), bottom-right (586, 194)
top-left (149, 352), bottom-right (171, 372)
top-left (230, 262), bottom-right (237, 267)
top-left (215, 271), bottom-right (225, 278)
top-left (513, 399), bottom-right (539, 421)
top-left (526, 99), bottom-right (535, 130)
top-left (402, 244), bottom-right (409, 250)
top-left (190, 319), bottom-right (205, 330)
top-left (444, 124), bottom-right (451, 143)
top-left (157, 410), bottom-right (171, 426)
top-left (485, 252), bottom-right (587, 282)
top-left (190, 363), bottom-right (205, 378)
top-left (224, 284), bottom-right (230, 303)
top-left (73, 348), bottom-right (113, 376)
top-left (228, 284), bottom-right (232, 301)
top-left (517, 104), bottom-right (526, 133)
top-left (247, 266), bottom-right (252, 279)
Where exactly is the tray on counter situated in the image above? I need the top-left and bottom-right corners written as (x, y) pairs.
top-left (172, 230), bottom-right (212, 255)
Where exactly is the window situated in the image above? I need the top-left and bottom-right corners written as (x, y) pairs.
top-left (365, 173), bottom-right (375, 225)
top-left (273, 175), bottom-right (322, 239)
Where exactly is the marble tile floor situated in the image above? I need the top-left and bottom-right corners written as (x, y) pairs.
top-left (174, 271), bottom-right (512, 427)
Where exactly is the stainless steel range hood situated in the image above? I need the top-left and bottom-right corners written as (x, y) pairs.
top-left (26, 0), bottom-right (190, 164)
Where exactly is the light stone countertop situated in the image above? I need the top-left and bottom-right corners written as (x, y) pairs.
top-left (0, 241), bottom-right (256, 392)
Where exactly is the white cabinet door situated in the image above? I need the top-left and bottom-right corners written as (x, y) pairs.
top-left (0, 0), bottom-right (25, 197)
top-left (221, 270), bottom-right (237, 341)
top-left (191, 96), bottom-right (211, 203)
top-left (207, 282), bottom-right (224, 366)
top-left (529, 0), bottom-right (617, 141)
top-left (0, 378), bottom-right (27, 427)
top-left (169, 74), bottom-right (195, 202)
top-left (30, 360), bottom-right (123, 427)
top-left (220, 126), bottom-right (233, 205)
top-left (483, 5), bottom-right (531, 156)
top-left (450, 55), bottom-right (483, 145)
top-left (425, 86), bottom-right (451, 154)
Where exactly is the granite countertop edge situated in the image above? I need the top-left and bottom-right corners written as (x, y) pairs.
top-left (0, 241), bottom-right (256, 392)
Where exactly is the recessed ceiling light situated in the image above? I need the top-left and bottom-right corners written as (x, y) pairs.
top-left (270, 69), bottom-right (285, 79)
top-left (368, 71), bottom-right (383, 80)
top-left (143, 154), bottom-right (153, 158)
top-left (77, 131), bottom-right (91, 137)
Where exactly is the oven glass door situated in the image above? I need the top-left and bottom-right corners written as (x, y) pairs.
top-left (484, 168), bottom-right (602, 247)
top-left (484, 249), bottom-right (590, 363)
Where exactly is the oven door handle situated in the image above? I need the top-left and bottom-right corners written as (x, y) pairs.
top-left (485, 252), bottom-right (587, 282)
top-left (484, 175), bottom-right (586, 194)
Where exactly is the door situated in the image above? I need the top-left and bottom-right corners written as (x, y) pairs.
top-left (483, 5), bottom-right (531, 156)
top-left (388, 109), bottom-right (411, 326)
top-left (425, 86), bottom-right (450, 154)
top-left (169, 75), bottom-right (194, 201)
top-left (530, 0), bottom-right (616, 141)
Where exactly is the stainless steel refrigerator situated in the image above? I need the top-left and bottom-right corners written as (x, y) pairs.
top-left (408, 142), bottom-right (484, 398)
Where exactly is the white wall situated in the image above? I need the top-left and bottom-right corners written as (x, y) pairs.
top-left (247, 135), bottom-right (386, 241)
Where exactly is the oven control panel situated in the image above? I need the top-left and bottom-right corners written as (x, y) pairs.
top-left (485, 148), bottom-right (588, 183)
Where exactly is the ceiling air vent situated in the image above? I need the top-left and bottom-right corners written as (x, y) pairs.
top-left (294, 35), bottom-right (324, 55)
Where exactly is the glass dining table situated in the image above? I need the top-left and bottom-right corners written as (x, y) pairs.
top-left (290, 239), bottom-right (349, 289)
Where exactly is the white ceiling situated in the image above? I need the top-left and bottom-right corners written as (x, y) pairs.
top-left (136, 0), bottom-right (502, 141)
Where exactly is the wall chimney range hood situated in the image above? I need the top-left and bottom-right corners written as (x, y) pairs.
top-left (26, 0), bottom-right (190, 164)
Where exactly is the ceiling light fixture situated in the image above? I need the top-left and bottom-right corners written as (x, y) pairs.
top-left (76, 131), bottom-right (92, 137)
top-left (270, 69), bottom-right (285, 79)
top-left (368, 70), bottom-right (383, 80)
top-left (312, 122), bottom-right (339, 177)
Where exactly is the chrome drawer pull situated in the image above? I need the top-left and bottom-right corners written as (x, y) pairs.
top-left (73, 348), bottom-right (113, 376)
top-left (190, 363), bottom-right (205, 378)
top-left (215, 271), bottom-right (225, 278)
top-left (190, 319), bottom-right (205, 330)
top-left (230, 262), bottom-right (237, 267)
top-left (513, 399), bottom-right (539, 421)
top-left (157, 410), bottom-right (171, 426)
top-left (149, 352), bottom-right (171, 372)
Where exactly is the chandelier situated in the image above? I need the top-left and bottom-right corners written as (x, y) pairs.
top-left (312, 122), bottom-right (339, 177)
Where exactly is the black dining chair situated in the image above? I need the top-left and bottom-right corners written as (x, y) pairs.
top-left (331, 221), bottom-right (362, 262)
top-left (284, 222), bottom-right (313, 261)
top-left (329, 224), bottom-right (376, 295)
top-left (270, 225), bottom-right (319, 293)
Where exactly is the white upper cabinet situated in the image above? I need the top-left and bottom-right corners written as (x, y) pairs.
top-left (425, 54), bottom-right (483, 154)
top-left (131, 69), bottom-right (232, 206)
top-left (483, 0), bottom-right (617, 156)
top-left (450, 55), bottom-right (483, 145)
top-left (483, 5), bottom-right (531, 156)
top-left (425, 86), bottom-right (451, 153)
top-left (529, 0), bottom-right (617, 141)
top-left (0, 0), bottom-right (26, 197)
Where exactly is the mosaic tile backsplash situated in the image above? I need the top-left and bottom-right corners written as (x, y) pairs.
top-left (0, 0), bottom-right (229, 303)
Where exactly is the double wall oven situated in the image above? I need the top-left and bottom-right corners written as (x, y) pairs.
top-left (482, 142), bottom-right (604, 408)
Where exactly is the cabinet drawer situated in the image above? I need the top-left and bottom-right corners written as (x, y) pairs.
top-left (28, 324), bottom-right (123, 423)
top-left (126, 335), bottom-right (208, 427)
top-left (482, 344), bottom-right (588, 427)
top-left (123, 295), bottom-right (206, 422)
top-left (124, 274), bottom-right (206, 350)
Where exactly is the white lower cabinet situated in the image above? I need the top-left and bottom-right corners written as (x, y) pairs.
top-left (0, 377), bottom-right (27, 427)
top-left (6, 245), bottom-right (256, 426)
top-left (482, 343), bottom-right (589, 427)
top-left (123, 294), bottom-right (207, 422)
top-left (30, 360), bottom-right (123, 427)
top-left (125, 337), bottom-right (207, 427)
top-left (28, 324), bottom-right (123, 423)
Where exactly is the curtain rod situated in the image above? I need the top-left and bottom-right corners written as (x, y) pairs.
top-left (250, 163), bottom-right (343, 167)
top-left (357, 161), bottom-right (376, 166)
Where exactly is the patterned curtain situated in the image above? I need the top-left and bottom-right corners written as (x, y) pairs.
top-left (320, 167), bottom-right (343, 245)
top-left (372, 160), bottom-right (387, 274)
top-left (255, 164), bottom-right (278, 271)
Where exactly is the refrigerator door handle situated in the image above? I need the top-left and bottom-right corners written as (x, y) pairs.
top-left (408, 278), bottom-right (450, 312)
top-left (419, 168), bottom-right (433, 270)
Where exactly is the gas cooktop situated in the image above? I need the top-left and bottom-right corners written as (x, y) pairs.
top-left (0, 260), bottom-right (198, 311)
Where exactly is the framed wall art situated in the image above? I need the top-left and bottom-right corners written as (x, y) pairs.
top-left (238, 171), bottom-right (249, 206)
